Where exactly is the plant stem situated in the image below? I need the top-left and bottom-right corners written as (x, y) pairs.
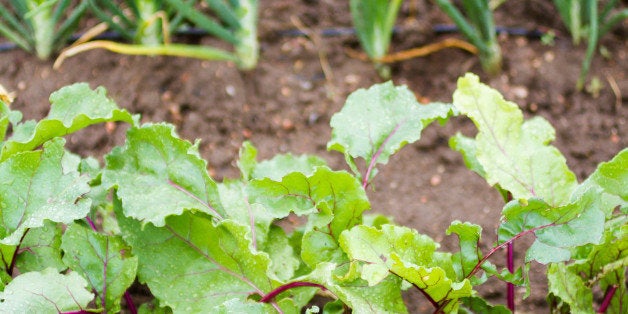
top-left (506, 193), bottom-right (515, 313)
top-left (507, 241), bottom-right (515, 312)
top-left (8, 229), bottom-right (30, 276)
top-left (260, 281), bottom-right (327, 303)
top-left (596, 285), bottom-right (617, 313)
top-left (85, 216), bottom-right (97, 231)
top-left (124, 291), bottom-right (138, 314)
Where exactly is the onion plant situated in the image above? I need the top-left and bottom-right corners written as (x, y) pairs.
top-left (350, 0), bottom-right (402, 79)
top-left (0, 0), bottom-right (88, 59)
top-left (164, 0), bottom-right (259, 70)
top-left (553, 0), bottom-right (628, 90)
top-left (55, 0), bottom-right (258, 70)
top-left (434, 0), bottom-right (502, 75)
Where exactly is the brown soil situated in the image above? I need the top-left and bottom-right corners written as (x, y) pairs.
top-left (0, 1), bottom-right (626, 313)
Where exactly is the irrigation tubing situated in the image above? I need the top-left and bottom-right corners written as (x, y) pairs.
top-left (0, 24), bottom-right (548, 53)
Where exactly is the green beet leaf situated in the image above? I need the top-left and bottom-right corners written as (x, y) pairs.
top-left (237, 141), bottom-right (327, 181)
top-left (249, 167), bottom-right (370, 267)
top-left (103, 124), bottom-right (224, 226)
top-left (304, 262), bottom-right (408, 313)
top-left (61, 223), bottom-right (138, 313)
top-left (217, 180), bottom-right (275, 248)
top-left (547, 263), bottom-right (593, 313)
top-left (0, 138), bottom-right (91, 245)
top-left (237, 141), bottom-right (258, 180)
top-left (551, 222), bottom-right (628, 313)
top-left (115, 199), bottom-right (297, 314)
top-left (15, 221), bottom-right (65, 273)
top-left (327, 81), bottom-right (455, 183)
top-left (252, 153), bottom-right (327, 181)
top-left (0, 268), bottom-right (94, 313)
top-left (0, 83), bottom-right (136, 161)
top-left (263, 225), bottom-right (301, 282)
top-left (452, 73), bottom-right (577, 206)
top-left (339, 225), bottom-right (470, 311)
top-left (588, 148), bottom-right (628, 205)
top-left (498, 194), bottom-right (605, 264)
top-left (459, 296), bottom-right (511, 313)
top-left (446, 221), bottom-right (483, 282)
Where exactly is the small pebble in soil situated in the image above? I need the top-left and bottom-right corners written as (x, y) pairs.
top-left (281, 119), bottom-right (295, 131)
top-left (544, 51), bottom-right (555, 62)
top-left (511, 86), bottom-right (529, 99)
top-left (281, 86), bottom-right (291, 96)
top-left (225, 85), bottom-right (236, 97)
top-left (105, 122), bottom-right (116, 134)
top-left (299, 80), bottom-right (313, 90)
top-left (430, 175), bottom-right (441, 186)
top-left (344, 74), bottom-right (360, 85)
top-left (308, 112), bottom-right (320, 125)
top-left (529, 103), bottom-right (538, 112)
top-left (293, 60), bottom-right (304, 72)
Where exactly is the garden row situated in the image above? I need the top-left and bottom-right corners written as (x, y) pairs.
top-left (0, 73), bottom-right (625, 313)
top-left (1, 1), bottom-right (627, 87)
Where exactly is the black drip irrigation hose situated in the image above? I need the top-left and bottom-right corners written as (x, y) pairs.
top-left (0, 24), bottom-right (548, 53)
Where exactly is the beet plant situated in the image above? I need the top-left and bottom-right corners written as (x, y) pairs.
top-left (0, 74), bottom-right (625, 313)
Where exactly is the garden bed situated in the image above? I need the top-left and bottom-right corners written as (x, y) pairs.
top-left (0, 0), bottom-right (626, 313)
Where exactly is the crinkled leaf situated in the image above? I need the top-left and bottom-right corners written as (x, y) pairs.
top-left (0, 138), bottom-right (91, 245)
top-left (249, 167), bottom-right (370, 267)
top-left (61, 223), bottom-right (138, 313)
top-left (548, 225), bottom-right (628, 314)
top-left (339, 225), bottom-right (440, 285)
top-left (0, 268), bottom-right (94, 313)
top-left (15, 221), bottom-right (65, 272)
top-left (322, 299), bottom-right (345, 314)
top-left (103, 124), bottom-right (224, 226)
top-left (217, 180), bottom-right (274, 248)
top-left (115, 199), bottom-right (296, 313)
top-left (340, 225), bottom-right (469, 311)
top-left (446, 221), bottom-right (483, 281)
top-left (211, 298), bottom-right (273, 313)
top-left (390, 254), bottom-right (472, 313)
top-left (304, 262), bottom-right (407, 313)
top-left (589, 148), bottom-right (628, 204)
top-left (1, 83), bottom-right (136, 161)
top-left (449, 133), bottom-right (486, 178)
top-left (498, 194), bottom-right (604, 264)
top-left (263, 226), bottom-right (300, 282)
top-left (460, 296), bottom-right (511, 313)
top-left (328, 81), bottom-right (455, 182)
top-left (362, 213), bottom-right (394, 228)
top-left (237, 141), bottom-right (258, 180)
top-left (564, 223), bottom-right (628, 312)
top-left (547, 263), bottom-right (593, 313)
top-left (452, 73), bottom-right (577, 206)
top-left (0, 244), bottom-right (15, 279)
top-left (252, 153), bottom-right (327, 181)
top-left (138, 300), bottom-right (172, 314)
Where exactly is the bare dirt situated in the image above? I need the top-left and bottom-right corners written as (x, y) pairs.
top-left (0, 0), bottom-right (626, 313)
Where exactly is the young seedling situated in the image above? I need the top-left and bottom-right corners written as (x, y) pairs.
top-left (350, 0), bottom-right (402, 78)
top-left (434, 0), bottom-right (502, 75)
top-left (0, 0), bottom-right (88, 59)
top-left (553, 0), bottom-right (628, 89)
top-left (54, 0), bottom-right (246, 69)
